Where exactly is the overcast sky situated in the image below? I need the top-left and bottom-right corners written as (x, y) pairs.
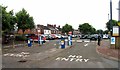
top-left (1, 0), bottom-right (119, 30)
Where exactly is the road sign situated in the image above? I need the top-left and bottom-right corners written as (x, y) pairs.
top-left (111, 37), bottom-right (115, 44)
top-left (112, 26), bottom-right (119, 36)
top-left (118, 22), bottom-right (120, 26)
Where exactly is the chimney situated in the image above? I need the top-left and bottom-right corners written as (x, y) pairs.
top-left (58, 25), bottom-right (60, 28)
top-left (54, 24), bottom-right (56, 28)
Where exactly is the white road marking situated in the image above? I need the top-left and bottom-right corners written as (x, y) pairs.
top-left (69, 58), bottom-right (76, 61)
top-left (84, 59), bottom-right (89, 62)
top-left (61, 57), bottom-right (69, 61)
top-left (84, 43), bottom-right (88, 47)
top-left (55, 55), bottom-right (90, 62)
top-left (75, 59), bottom-right (83, 62)
top-left (84, 40), bottom-right (90, 42)
top-left (3, 52), bottom-right (30, 58)
top-left (68, 55), bottom-right (76, 58)
top-left (56, 57), bottom-right (61, 61)
top-left (76, 40), bottom-right (82, 42)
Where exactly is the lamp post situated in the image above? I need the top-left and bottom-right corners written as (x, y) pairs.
top-left (116, 0), bottom-right (120, 49)
top-left (110, 0), bottom-right (112, 33)
top-left (12, 23), bottom-right (18, 48)
top-left (37, 29), bottom-right (40, 45)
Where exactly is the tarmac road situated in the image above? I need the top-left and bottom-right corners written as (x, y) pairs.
top-left (34, 40), bottom-right (118, 68)
top-left (2, 38), bottom-right (119, 69)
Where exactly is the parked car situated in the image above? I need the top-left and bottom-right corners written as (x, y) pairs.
top-left (89, 34), bottom-right (98, 40)
top-left (103, 34), bottom-right (110, 39)
top-left (80, 35), bottom-right (89, 39)
top-left (48, 34), bottom-right (55, 40)
top-left (61, 35), bottom-right (68, 39)
top-left (55, 34), bottom-right (61, 39)
top-left (27, 34), bottom-right (46, 43)
top-left (72, 35), bottom-right (77, 38)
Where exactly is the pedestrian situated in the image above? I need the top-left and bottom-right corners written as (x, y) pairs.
top-left (97, 35), bottom-right (101, 46)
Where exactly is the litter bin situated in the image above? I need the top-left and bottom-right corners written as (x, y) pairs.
top-left (61, 37), bottom-right (65, 49)
top-left (28, 38), bottom-right (32, 47)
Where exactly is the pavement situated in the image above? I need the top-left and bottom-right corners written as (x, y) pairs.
top-left (96, 39), bottom-right (120, 61)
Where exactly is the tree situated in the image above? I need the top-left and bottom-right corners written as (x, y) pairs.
top-left (2, 5), bottom-right (16, 33)
top-left (78, 23), bottom-right (95, 34)
top-left (103, 30), bottom-right (109, 34)
top-left (62, 24), bottom-right (74, 34)
top-left (91, 28), bottom-right (96, 34)
top-left (96, 29), bottom-right (103, 34)
top-left (15, 8), bottom-right (35, 33)
top-left (106, 20), bottom-right (118, 31)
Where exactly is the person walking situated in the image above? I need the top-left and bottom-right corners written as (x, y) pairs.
top-left (98, 35), bottom-right (101, 46)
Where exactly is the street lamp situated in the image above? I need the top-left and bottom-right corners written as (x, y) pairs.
top-left (110, 0), bottom-right (113, 35)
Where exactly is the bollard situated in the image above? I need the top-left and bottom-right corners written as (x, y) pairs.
top-left (68, 35), bottom-right (72, 46)
top-left (61, 37), bottom-right (65, 49)
top-left (38, 36), bottom-right (43, 45)
top-left (28, 38), bottom-right (32, 47)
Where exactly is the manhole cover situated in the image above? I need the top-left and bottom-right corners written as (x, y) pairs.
top-left (18, 59), bottom-right (27, 63)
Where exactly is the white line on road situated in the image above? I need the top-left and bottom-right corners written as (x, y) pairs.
top-left (84, 43), bottom-right (88, 47)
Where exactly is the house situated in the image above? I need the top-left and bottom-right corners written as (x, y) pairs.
top-left (47, 24), bottom-right (56, 34)
top-left (17, 24), bottom-right (62, 35)
top-left (44, 26), bottom-right (51, 34)
top-left (47, 24), bottom-right (62, 34)
top-left (36, 24), bottom-right (44, 34)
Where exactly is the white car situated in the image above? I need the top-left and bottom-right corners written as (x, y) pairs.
top-left (103, 34), bottom-right (109, 39)
top-left (55, 34), bottom-right (62, 39)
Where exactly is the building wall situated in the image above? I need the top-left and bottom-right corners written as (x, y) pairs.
top-left (44, 30), bottom-right (51, 34)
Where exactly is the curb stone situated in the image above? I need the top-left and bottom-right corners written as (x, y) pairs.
top-left (96, 47), bottom-right (120, 61)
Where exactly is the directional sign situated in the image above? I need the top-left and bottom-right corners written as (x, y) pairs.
top-left (111, 37), bottom-right (115, 44)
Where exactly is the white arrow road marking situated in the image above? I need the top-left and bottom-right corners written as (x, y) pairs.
top-left (84, 43), bottom-right (88, 47)
top-left (84, 59), bottom-right (89, 62)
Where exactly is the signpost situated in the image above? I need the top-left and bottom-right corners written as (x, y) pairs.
top-left (111, 37), bottom-right (115, 44)
top-left (111, 25), bottom-right (120, 49)
top-left (112, 26), bottom-right (119, 36)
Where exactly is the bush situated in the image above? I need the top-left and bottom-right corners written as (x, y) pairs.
top-left (15, 35), bottom-right (27, 41)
